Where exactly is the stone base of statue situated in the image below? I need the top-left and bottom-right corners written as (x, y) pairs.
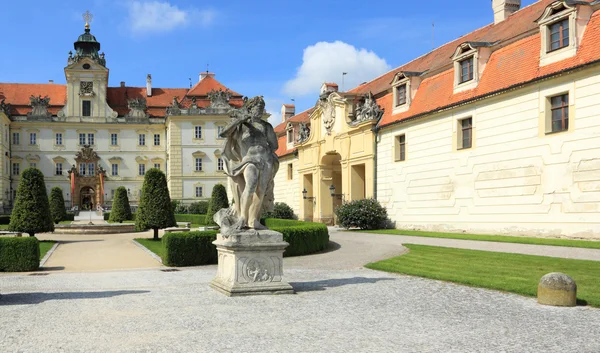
top-left (210, 229), bottom-right (294, 297)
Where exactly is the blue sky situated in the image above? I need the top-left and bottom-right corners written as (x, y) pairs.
top-left (0, 0), bottom-right (538, 123)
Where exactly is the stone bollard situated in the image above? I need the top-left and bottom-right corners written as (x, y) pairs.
top-left (537, 272), bottom-right (577, 307)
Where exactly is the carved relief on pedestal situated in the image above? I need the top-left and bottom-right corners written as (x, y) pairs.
top-left (242, 257), bottom-right (274, 283)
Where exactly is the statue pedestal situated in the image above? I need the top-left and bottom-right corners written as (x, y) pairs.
top-left (210, 230), bottom-right (294, 296)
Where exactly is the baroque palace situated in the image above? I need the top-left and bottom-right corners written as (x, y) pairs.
top-left (274, 0), bottom-right (600, 238)
top-left (0, 18), bottom-right (243, 211)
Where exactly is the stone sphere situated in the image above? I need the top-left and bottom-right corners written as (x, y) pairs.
top-left (537, 272), bottom-right (577, 307)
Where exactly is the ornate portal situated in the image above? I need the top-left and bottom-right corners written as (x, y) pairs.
top-left (69, 145), bottom-right (106, 209)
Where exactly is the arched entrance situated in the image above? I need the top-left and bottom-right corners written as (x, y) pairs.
top-left (80, 186), bottom-right (95, 210)
top-left (319, 152), bottom-right (342, 225)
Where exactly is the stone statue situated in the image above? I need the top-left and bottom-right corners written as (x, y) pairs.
top-left (166, 96), bottom-right (181, 116)
top-left (126, 97), bottom-right (148, 119)
top-left (214, 96), bottom-right (279, 235)
top-left (297, 122), bottom-right (310, 143)
top-left (29, 95), bottom-right (51, 117)
top-left (353, 91), bottom-right (383, 124)
top-left (208, 88), bottom-right (232, 109)
top-left (0, 99), bottom-right (11, 116)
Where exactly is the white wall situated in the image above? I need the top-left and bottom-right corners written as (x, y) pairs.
top-left (273, 156), bottom-right (300, 217)
top-left (377, 67), bottom-right (600, 239)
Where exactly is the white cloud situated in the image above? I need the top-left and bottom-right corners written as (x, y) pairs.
top-left (127, 1), bottom-right (215, 34)
top-left (264, 97), bottom-right (283, 126)
top-left (283, 41), bottom-right (391, 96)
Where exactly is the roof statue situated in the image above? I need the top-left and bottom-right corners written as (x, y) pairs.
top-left (28, 95), bottom-right (51, 118)
top-left (213, 96), bottom-right (279, 236)
top-left (166, 96), bottom-right (181, 116)
top-left (0, 99), bottom-right (11, 117)
top-left (208, 88), bottom-right (232, 109)
top-left (126, 97), bottom-right (148, 119)
top-left (353, 92), bottom-right (383, 124)
top-left (297, 122), bottom-right (310, 143)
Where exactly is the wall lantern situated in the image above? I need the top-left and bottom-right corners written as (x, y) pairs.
top-left (302, 188), bottom-right (315, 201)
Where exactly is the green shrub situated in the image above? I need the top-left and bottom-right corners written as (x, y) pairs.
top-left (188, 201), bottom-right (209, 215)
top-left (175, 214), bottom-right (208, 225)
top-left (171, 200), bottom-right (188, 214)
top-left (0, 237), bottom-right (40, 272)
top-left (205, 184), bottom-right (229, 225)
top-left (264, 219), bottom-right (329, 256)
top-left (136, 169), bottom-right (176, 240)
top-left (335, 198), bottom-right (388, 230)
top-left (64, 213), bottom-right (75, 222)
top-left (262, 202), bottom-right (296, 220)
top-left (49, 187), bottom-right (67, 224)
top-left (0, 215), bottom-right (11, 225)
top-left (9, 168), bottom-right (54, 237)
top-left (109, 186), bottom-right (132, 223)
top-left (163, 231), bottom-right (218, 266)
top-left (104, 212), bottom-right (135, 221)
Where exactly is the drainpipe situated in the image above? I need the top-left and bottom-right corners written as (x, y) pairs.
top-left (372, 124), bottom-right (378, 200)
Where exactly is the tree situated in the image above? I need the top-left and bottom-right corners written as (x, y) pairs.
top-left (49, 187), bottom-right (67, 224)
top-left (205, 184), bottom-right (229, 225)
top-left (9, 168), bottom-right (54, 236)
top-left (135, 168), bottom-right (176, 240)
top-left (109, 186), bottom-right (132, 223)
top-left (188, 201), bottom-right (209, 215)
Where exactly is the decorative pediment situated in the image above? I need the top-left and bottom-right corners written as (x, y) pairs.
top-left (151, 157), bottom-right (164, 163)
top-left (192, 150), bottom-right (206, 157)
top-left (214, 149), bottom-right (222, 157)
top-left (536, 1), bottom-right (576, 24)
top-left (135, 156), bottom-right (148, 163)
top-left (127, 98), bottom-right (148, 119)
top-left (26, 154), bottom-right (40, 162)
top-left (75, 146), bottom-right (100, 163)
top-left (108, 156), bottom-right (123, 163)
top-left (208, 89), bottom-right (232, 109)
top-left (28, 95), bottom-right (51, 118)
top-left (53, 156), bottom-right (67, 163)
top-left (317, 93), bottom-right (336, 135)
top-left (10, 156), bottom-right (23, 161)
top-left (390, 71), bottom-right (424, 85)
top-left (451, 42), bottom-right (495, 60)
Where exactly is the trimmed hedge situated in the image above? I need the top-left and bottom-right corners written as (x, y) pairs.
top-left (174, 214), bottom-right (208, 225)
top-left (0, 237), bottom-right (40, 272)
top-left (104, 212), bottom-right (136, 221)
top-left (160, 219), bottom-right (329, 267)
top-left (163, 231), bottom-right (218, 267)
top-left (0, 215), bottom-right (11, 225)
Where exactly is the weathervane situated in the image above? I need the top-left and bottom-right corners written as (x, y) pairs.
top-left (83, 10), bottom-right (93, 29)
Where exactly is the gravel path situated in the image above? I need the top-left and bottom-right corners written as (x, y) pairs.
top-left (1, 267), bottom-right (599, 353)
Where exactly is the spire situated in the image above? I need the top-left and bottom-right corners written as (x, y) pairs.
top-left (70, 11), bottom-right (106, 67)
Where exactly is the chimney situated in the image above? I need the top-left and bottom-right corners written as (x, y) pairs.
top-left (120, 81), bottom-right (126, 87)
top-left (493, 0), bottom-right (521, 24)
top-left (146, 74), bottom-right (152, 97)
top-left (48, 80), bottom-right (54, 84)
top-left (199, 71), bottom-right (215, 82)
top-left (281, 104), bottom-right (296, 122)
top-left (320, 82), bottom-right (339, 95)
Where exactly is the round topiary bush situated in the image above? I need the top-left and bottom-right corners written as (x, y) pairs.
top-left (9, 168), bottom-right (54, 237)
top-left (205, 184), bottom-right (229, 225)
top-left (109, 186), bottom-right (132, 223)
top-left (262, 202), bottom-right (296, 220)
top-left (335, 198), bottom-right (388, 230)
top-left (49, 186), bottom-right (67, 224)
top-left (188, 201), bottom-right (209, 215)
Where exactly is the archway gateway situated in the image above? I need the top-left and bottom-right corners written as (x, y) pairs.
top-left (68, 145), bottom-right (106, 209)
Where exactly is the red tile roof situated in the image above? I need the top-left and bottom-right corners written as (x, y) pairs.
top-left (274, 135), bottom-right (296, 158)
top-left (378, 5), bottom-right (600, 127)
top-left (273, 108), bottom-right (314, 134)
top-left (0, 74), bottom-right (244, 118)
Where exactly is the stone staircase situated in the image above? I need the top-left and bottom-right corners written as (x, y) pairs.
top-left (74, 210), bottom-right (104, 222)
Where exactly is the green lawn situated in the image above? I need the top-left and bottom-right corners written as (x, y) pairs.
top-left (0, 224), bottom-right (8, 230)
top-left (366, 244), bottom-right (600, 307)
top-left (58, 221), bottom-right (72, 224)
top-left (135, 238), bottom-right (164, 259)
top-left (360, 229), bottom-right (600, 249)
top-left (39, 240), bottom-right (56, 259)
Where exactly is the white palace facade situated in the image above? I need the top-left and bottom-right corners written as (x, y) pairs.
top-left (273, 0), bottom-right (600, 239)
top-left (0, 22), bottom-right (243, 210)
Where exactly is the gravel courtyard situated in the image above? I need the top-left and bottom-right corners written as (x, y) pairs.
top-left (2, 230), bottom-right (600, 352)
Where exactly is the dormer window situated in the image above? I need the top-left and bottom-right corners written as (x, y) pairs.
top-left (536, 1), bottom-right (594, 66)
top-left (286, 122), bottom-right (294, 145)
top-left (548, 18), bottom-right (569, 52)
top-left (391, 71), bottom-right (423, 114)
top-left (459, 57), bottom-right (474, 83)
top-left (452, 42), bottom-right (493, 93)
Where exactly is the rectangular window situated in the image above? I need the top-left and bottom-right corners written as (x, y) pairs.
top-left (459, 57), bottom-right (474, 83)
top-left (217, 158), bottom-right (224, 171)
top-left (12, 132), bottom-right (19, 145)
top-left (195, 158), bottom-right (203, 171)
top-left (139, 134), bottom-right (146, 146)
top-left (396, 84), bottom-right (407, 106)
top-left (154, 163), bottom-right (160, 170)
top-left (29, 163), bottom-right (36, 169)
top-left (111, 163), bottom-right (119, 176)
top-left (88, 163), bottom-right (95, 176)
top-left (79, 163), bottom-right (86, 176)
top-left (79, 133), bottom-right (86, 145)
top-left (87, 133), bottom-right (95, 145)
top-left (111, 133), bottom-right (118, 146)
top-left (460, 118), bottom-right (472, 149)
top-left (154, 134), bottom-right (160, 146)
top-left (287, 163), bottom-right (293, 180)
top-left (394, 135), bottom-right (406, 162)
top-left (82, 100), bottom-right (91, 117)
top-left (217, 125), bottom-right (224, 137)
top-left (194, 126), bottom-right (202, 139)
top-left (111, 189), bottom-right (115, 199)
top-left (56, 163), bottom-right (63, 175)
top-left (549, 19), bottom-right (569, 52)
top-left (29, 132), bottom-right (37, 145)
top-left (12, 163), bottom-right (19, 176)
top-left (139, 164), bottom-right (146, 176)
top-left (55, 133), bottom-right (63, 145)
top-left (550, 93), bottom-right (569, 133)
top-left (195, 186), bottom-right (203, 198)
